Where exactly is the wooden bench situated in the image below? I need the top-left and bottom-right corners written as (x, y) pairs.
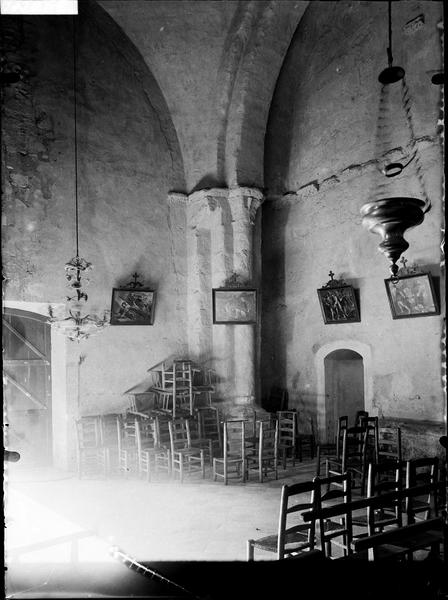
top-left (301, 480), bottom-right (447, 561)
top-left (352, 517), bottom-right (447, 562)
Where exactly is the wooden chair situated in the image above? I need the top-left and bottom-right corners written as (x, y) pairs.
top-left (196, 406), bottom-right (222, 455)
top-left (378, 426), bottom-right (402, 462)
top-left (352, 459), bottom-right (403, 534)
top-left (296, 416), bottom-right (316, 461)
top-left (192, 367), bottom-right (216, 408)
top-left (354, 410), bottom-right (369, 428)
top-left (152, 415), bottom-right (172, 477)
top-left (315, 472), bottom-right (353, 558)
top-left (186, 416), bottom-right (214, 467)
top-left (117, 414), bottom-right (139, 476)
top-left (150, 360), bottom-right (193, 418)
top-left (213, 419), bottom-right (247, 485)
top-left (168, 418), bottom-right (205, 482)
top-left (318, 415), bottom-right (348, 459)
top-left (326, 427), bottom-right (369, 494)
top-left (245, 419), bottom-right (279, 483)
top-left (277, 411), bottom-right (297, 469)
top-left (247, 479), bottom-right (319, 560)
top-left (99, 413), bottom-right (120, 473)
top-left (360, 416), bottom-right (379, 464)
top-left (135, 417), bottom-right (170, 481)
top-left (406, 457), bottom-right (440, 523)
top-left (75, 416), bottom-right (107, 478)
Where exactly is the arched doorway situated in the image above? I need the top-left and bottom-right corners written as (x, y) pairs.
top-left (3, 308), bottom-right (52, 465)
top-left (324, 349), bottom-right (364, 442)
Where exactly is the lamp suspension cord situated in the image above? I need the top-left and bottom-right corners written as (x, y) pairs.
top-left (73, 15), bottom-right (80, 260)
top-left (387, 0), bottom-right (393, 68)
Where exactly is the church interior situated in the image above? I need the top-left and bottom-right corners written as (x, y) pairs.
top-left (2, 0), bottom-right (446, 597)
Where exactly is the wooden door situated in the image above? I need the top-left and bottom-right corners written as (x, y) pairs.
top-left (3, 309), bottom-right (52, 465)
top-left (324, 350), bottom-right (364, 443)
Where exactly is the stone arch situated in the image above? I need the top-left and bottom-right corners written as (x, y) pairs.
top-left (221, 0), bottom-right (307, 188)
top-left (314, 340), bottom-right (374, 442)
top-left (92, 0), bottom-right (186, 192)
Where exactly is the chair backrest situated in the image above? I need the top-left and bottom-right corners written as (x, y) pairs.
top-left (277, 411), bottom-right (296, 447)
top-left (378, 426), bottom-right (402, 462)
top-left (405, 457), bottom-right (439, 522)
top-left (341, 426), bottom-right (367, 470)
top-left (277, 479), bottom-right (318, 559)
top-left (222, 419), bottom-right (247, 461)
top-left (258, 419), bottom-right (279, 461)
top-left (366, 460), bottom-right (403, 532)
top-left (168, 418), bottom-right (191, 452)
top-left (314, 472), bottom-right (352, 557)
top-left (336, 416), bottom-right (348, 458)
top-left (361, 417), bottom-right (379, 463)
top-left (197, 406), bottom-right (221, 446)
top-left (135, 418), bottom-right (156, 454)
top-left (355, 410), bottom-right (369, 427)
top-left (76, 416), bottom-right (102, 449)
top-left (116, 415), bottom-right (138, 453)
top-left (99, 413), bottom-right (120, 447)
top-left (154, 415), bottom-right (171, 449)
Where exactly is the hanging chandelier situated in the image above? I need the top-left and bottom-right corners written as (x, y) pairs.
top-left (48, 18), bottom-right (109, 342)
top-left (361, 1), bottom-right (430, 280)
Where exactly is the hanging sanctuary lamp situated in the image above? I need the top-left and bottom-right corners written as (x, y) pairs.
top-left (360, 1), bottom-right (431, 280)
top-left (48, 18), bottom-right (109, 342)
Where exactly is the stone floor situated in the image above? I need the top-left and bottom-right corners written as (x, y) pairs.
top-left (5, 458), bottom-right (443, 599)
top-left (5, 458), bottom-right (316, 567)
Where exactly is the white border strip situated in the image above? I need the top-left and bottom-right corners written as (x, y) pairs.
top-left (1, 0), bottom-right (77, 14)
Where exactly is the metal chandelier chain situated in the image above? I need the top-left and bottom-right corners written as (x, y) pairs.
top-left (73, 15), bottom-right (80, 259)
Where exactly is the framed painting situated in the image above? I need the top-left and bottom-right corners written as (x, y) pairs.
top-left (317, 285), bottom-right (360, 324)
top-left (212, 288), bottom-right (257, 324)
top-left (384, 272), bottom-right (439, 319)
top-left (110, 288), bottom-right (156, 325)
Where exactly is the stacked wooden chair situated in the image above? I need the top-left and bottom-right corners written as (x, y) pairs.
top-left (75, 415), bottom-right (108, 479)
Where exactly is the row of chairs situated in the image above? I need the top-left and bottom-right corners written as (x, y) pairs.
top-left (248, 456), bottom-right (446, 561)
top-left (75, 407), bottom-right (221, 481)
top-left (75, 408), bottom-right (314, 484)
top-left (317, 415), bottom-right (402, 494)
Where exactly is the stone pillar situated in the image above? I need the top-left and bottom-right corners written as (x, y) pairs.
top-left (169, 186), bottom-right (264, 420)
top-left (226, 187), bottom-right (264, 418)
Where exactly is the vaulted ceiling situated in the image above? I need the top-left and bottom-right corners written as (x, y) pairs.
top-left (99, 0), bottom-right (309, 192)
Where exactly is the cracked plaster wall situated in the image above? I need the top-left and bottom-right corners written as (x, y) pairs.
top-left (1, 8), bottom-right (187, 420)
top-left (262, 1), bottom-right (444, 448)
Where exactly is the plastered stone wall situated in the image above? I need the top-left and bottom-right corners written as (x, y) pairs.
top-left (1, 7), bottom-right (187, 434)
top-left (262, 1), bottom-right (444, 447)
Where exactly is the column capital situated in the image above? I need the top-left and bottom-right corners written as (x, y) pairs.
top-left (228, 187), bottom-right (264, 225)
top-left (167, 192), bottom-right (188, 205)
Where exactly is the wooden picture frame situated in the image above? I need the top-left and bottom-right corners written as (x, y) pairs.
top-left (110, 288), bottom-right (156, 325)
top-left (317, 284), bottom-right (360, 324)
top-left (212, 288), bottom-right (257, 324)
top-left (384, 272), bottom-right (439, 319)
